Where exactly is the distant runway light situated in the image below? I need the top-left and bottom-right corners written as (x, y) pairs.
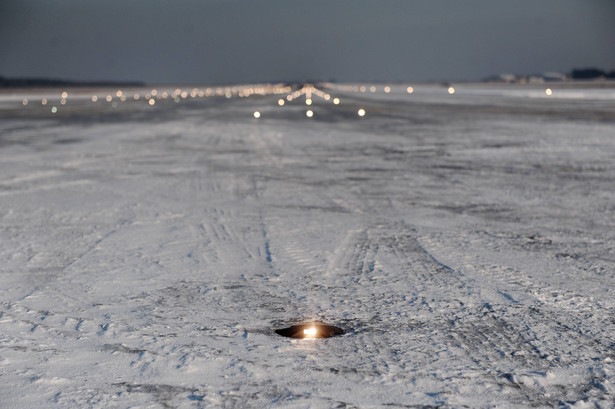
top-left (448, 86), bottom-right (455, 95)
top-left (545, 88), bottom-right (553, 96)
top-left (151, 89), bottom-right (158, 96)
top-left (333, 98), bottom-right (340, 105)
top-left (369, 86), bottom-right (376, 93)
top-left (287, 95), bottom-right (293, 101)
top-left (22, 98), bottom-right (28, 106)
top-left (384, 86), bottom-right (391, 93)
top-left (278, 99), bottom-right (285, 106)
top-left (61, 91), bottom-right (68, 99)
top-left (60, 98), bottom-right (67, 105)
top-left (407, 86), bottom-right (414, 94)
top-left (148, 98), bottom-right (155, 105)
top-left (306, 109), bottom-right (314, 118)
top-left (106, 95), bottom-right (112, 102)
top-left (306, 98), bottom-right (312, 105)
top-left (358, 108), bottom-right (366, 117)
top-left (116, 90), bottom-right (123, 97)
top-left (253, 111), bottom-right (261, 118)
top-left (133, 94), bottom-right (140, 100)
top-left (51, 106), bottom-right (57, 113)
top-left (359, 86), bottom-right (366, 92)
top-left (120, 95), bottom-right (127, 101)
top-left (41, 98), bottom-right (47, 105)
top-left (91, 95), bottom-right (98, 102)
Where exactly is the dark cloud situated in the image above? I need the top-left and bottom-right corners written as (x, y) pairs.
top-left (1, 0), bottom-right (614, 84)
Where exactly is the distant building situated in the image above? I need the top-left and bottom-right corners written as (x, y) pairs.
top-left (543, 72), bottom-right (568, 81)
top-left (498, 73), bottom-right (517, 83)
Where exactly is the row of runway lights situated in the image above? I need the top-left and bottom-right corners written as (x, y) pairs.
top-left (254, 108), bottom-right (366, 119)
top-left (18, 84), bottom-right (557, 115)
top-left (20, 85), bottom-right (294, 113)
top-left (253, 84), bottom-right (361, 119)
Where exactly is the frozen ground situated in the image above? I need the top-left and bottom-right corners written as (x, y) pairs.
top-left (1, 83), bottom-right (615, 408)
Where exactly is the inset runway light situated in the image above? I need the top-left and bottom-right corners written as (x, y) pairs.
top-left (384, 86), bottom-right (391, 93)
top-left (151, 89), bottom-right (158, 96)
top-left (370, 86), bottom-right (376, 93)
top-left (120, 95), bottom-right (127, 101)
top-left (303, 327), bottom-right (317, 337)
top-left (91, 95), bottom-right (98, 102)
top-left (41, 98), bottom-right (47, 106)
top-left (306, 98), bottom-right (312, 105)
top-left (253, 111), bottom-right (261, 119)
top-left (546, 88), bottom-right (552, 96)
top-left (306, 109), bottom-right (314, 118)
top-left (60, 98), bottom-right (67, 105)
top-left (359, 86), bottom-right (366, 93)
top-left (61, 91), bottom-right (68, 99)
top-left (358, 108), bottom-right (366, 117)
top-left (22, 98), bottom-right (28, 106)
top-left (51, 106), bottom-right (57, 113)
top-left (278, 99), bottom-right (285, 106)
top-left (275, 322), bottom-right (344, 339)
top-left (148, 98), bottom-right (155, 106)
top-left (133, 94), bottom-right (140, 100)
top-left (116, 90), bottom-right (123, 97)
top-left (106, 95), bottom-right (112, 102)
top-left (407, 86), bottom-right (414, 94)
top-left (448, 86), bottom-right (455, 95)
top-left (333, 98), bottom-right (340, 105)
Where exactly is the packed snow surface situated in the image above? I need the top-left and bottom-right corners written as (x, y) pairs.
top-left (1, 84), bottom-right (615, 408)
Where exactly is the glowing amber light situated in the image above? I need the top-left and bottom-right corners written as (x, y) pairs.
top-left (407, 86), bottom-right (414, 94)
top-left (253, 111), bottom-right (261, 118)
top-left (61, 91), bottom-right (68, 99)
top-left (91, 95), bottom-right (98, 102)
top-left (448, 86), bottom-right (455, 95)
top-left (116, 90), bottom-right (123, 97)
top-left (148, 98), bottom-right (155, 105)
top-left (278, 99), bottom-right (285, 106)
top-left (303, 327), bottom-right (317, 337)
top-left (384, 86), bottom-right (391, 93)
top-left (358, 108), bottom-right (366, 117)
top-left (545, 88), bottom-right (552, 96)
top-left (306, 110), bottom-right (314, 118)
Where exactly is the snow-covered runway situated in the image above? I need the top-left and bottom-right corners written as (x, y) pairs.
top-left (1, 84), bottom-right (615, 407)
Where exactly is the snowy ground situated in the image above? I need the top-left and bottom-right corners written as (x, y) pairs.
top-left (1, 83), bottom-right (615, 408)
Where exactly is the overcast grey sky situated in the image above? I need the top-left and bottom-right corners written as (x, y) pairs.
top-left (1, 0), bottom-right (614, 84)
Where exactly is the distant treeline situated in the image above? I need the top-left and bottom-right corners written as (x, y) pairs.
top-left (570, 68), bottom-right (615, 80)
top-left (0, 76), bottom-right (145, 88)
